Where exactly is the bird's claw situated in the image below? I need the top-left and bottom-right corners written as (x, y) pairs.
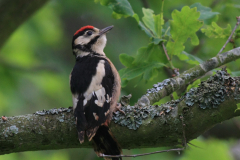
top-left (114, 103), bottom-right (125, 115)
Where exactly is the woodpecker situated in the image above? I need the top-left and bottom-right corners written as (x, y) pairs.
top-left (70, 25), bottom-right (122, 160)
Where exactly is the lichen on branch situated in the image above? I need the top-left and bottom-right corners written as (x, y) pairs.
top-left (144, 47), bottom-right (240, 104)
top-left (1, 69), bottom-right (240, 155)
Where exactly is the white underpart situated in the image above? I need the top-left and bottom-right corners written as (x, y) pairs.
top-left (83, 60), bottom-right (106, 106)
top-left (72, 93), bottom-right (79, 110)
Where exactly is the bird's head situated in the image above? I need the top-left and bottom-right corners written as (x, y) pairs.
top-left (72, 25), bottom-right (113, 57)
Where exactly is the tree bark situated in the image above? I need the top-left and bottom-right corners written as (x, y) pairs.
top-left (144, 47), bottom-right (240, 104)
top-left (1, 71), bottom-right (240, 155)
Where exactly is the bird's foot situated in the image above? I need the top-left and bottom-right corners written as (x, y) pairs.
top-left (114, 103), bottom-right (125, 114)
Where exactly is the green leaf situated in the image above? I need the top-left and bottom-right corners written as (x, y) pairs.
top-left (179, 51), bottom-right (204, 65)
top-left (167, 6), bottom-right (203, 56)
top-left (162, 21), bottom-right (171, 37)
top-left (142, 8), bottom-right (157, 36)
top-left (121, 79), bottom-right (129, 88)
top-left (141, 8), bottom-right (164, 38)
top-left (182, 139), bottom-right (233, 160)
top-left (119, 53), bottom-right (135, 67)
top-left (201, 22), bottom-right (232, 38)
top-left (166, 41), bottom-right (185, 56)
top-left (133, 43), bottom-right (167, 64)
top-left (153, 14), bottom-right (164, 38)
top-left (172, 92), bottom-right (179, 100)
top-left (112, 12), bottom-right (124, 19)
top-left (97, 0), bottom-right (134, 17)
top-left (235, 103), bottom-right (240, 113)
top-left (143, 68), bottom-right (158, 81)
top-left (151, 38), bottom-right (165, 45)
top-left (138, 21), bottom-right (154, 37)
top-left (132, 13), bottom-right (139, 23)
top-left (190, 3), bottom-right (219, 21)
top-left (187, 79), bottom-right (201, 92)
top-left (119, 62), bottom-right (165, 87)
top-left (170, 6), bottom-right (203, 44)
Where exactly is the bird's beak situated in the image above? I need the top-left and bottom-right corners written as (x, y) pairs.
top-left (99, 26), bottom-right (114, 36)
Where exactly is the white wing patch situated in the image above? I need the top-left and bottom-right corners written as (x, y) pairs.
top-left (106, 94), bottom-right (111, 103)
top-left (105, 109), bottom-right (110, 116)
top-left (83, 60), bottom-right (106, 106)
top-left (93, 112), bottom-right (99, 121)
top-left (94, 87), bottom-right (106, 107)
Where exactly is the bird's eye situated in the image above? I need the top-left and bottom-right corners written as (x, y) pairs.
top-left (87, 31), bottom-right (92, 36)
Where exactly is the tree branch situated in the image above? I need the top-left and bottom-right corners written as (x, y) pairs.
top-left (0, 0), bottom-right (50, 49)
top-left (143, 47), bottom-right (240, 105)
top-left (217, 16), bottom-right (240, 55)
top-left (1, 70), bottom-right (240, 155)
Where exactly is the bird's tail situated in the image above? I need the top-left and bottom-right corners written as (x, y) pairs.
top-left (92, 125), bottom-right (122, 160)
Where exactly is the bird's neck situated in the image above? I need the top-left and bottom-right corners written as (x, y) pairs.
top-left (74, 50), bottom-right (106, 59)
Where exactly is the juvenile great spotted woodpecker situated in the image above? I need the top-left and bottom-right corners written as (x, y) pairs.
top-left (70, 25), bottom-right (122, 159)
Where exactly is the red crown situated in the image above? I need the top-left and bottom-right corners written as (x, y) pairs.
top-left (74, 25), bottom-right (94, 35)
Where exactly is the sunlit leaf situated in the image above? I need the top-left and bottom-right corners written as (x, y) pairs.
top-left (172, 92), bottom-right (179, 100)
top-left (167, 6), bottom-right (203, 56)
top-left (187, 79), bottom-right (201, 92)
top-left (166, 41), bottom-right (185, 56)
top-left (170, 6), bottom-right (203, 45)
top-left (142, 8), bottom-right (157, 36)
top-left (132, 13), bottom-right (139, 23)
top-left (154, 14), bottom-right (164, 38)
top-left (235, 103), bottom-right (240, 112)
top-left (201, 22), bottom-right (232, 38)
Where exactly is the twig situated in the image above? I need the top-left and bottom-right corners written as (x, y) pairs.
top-left (217, 16), bottom-right (240, 55)
top-left (162, 42), bottom-right (170, 61)
top-left (141, 0), bottom-right (149, 8)
top-left (180, 115), bottom-right (187, 148)
top-left (99, 148), bottom-right (185, 158)
top-left (161, 43), bottom-right (179, 76)
top-left (187, 142), bottom-right (203, 149)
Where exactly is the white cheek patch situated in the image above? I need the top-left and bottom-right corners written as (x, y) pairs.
top-left (74, 36), bottom-right (91, 45)
top-left (83, 60), bottom-right (106, 106)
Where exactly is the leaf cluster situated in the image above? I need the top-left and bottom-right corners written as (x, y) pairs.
top-left (96, 0), bottom-right (235, 88)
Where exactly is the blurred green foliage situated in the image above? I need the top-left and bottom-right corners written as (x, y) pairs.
top-left (0, 0), bottom-right (240, 160)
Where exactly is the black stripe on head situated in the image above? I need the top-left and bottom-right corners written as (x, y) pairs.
top-left (84, 35), bottom-right (100, 50)
top-left (72, 29), bottom-right (94, 55)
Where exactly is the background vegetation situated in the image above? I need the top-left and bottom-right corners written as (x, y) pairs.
top-left (1, 0), bottom-right (240, 159)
